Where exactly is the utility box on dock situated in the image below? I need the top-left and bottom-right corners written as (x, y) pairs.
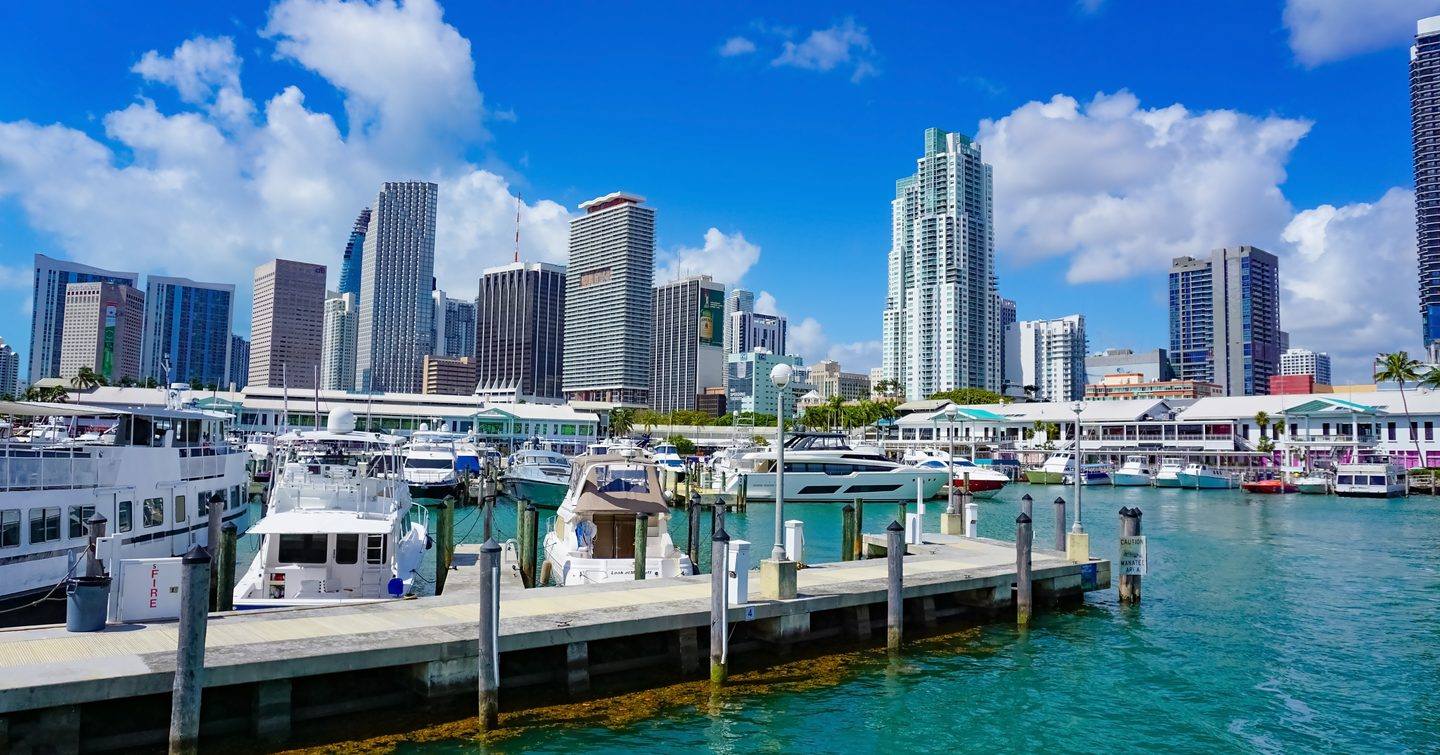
top-left (727, 539), bottom-right (751, 604)
top-left (783, 520), bottom-right (805, 564)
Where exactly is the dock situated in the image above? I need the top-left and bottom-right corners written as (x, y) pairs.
top-left (0, 535), bottom-right (1108, 752)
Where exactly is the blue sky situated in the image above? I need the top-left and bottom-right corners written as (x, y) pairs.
top-left (0, 0), bottom-right (1432, 381)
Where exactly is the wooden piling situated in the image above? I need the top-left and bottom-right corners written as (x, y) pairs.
top-left (477, 538), bottom-right (500, 732)
top-left (738, 474), bottom-right (748, 511)
top-left (853, 499), bottom-right (865, 560)
top-left (634, 512), bottom-right (649, 580)
top-left (1053, 497), bottom-right (1066, 552)
top-left (1020, 493), bottom-right (1033, 520)
top-left (686, 496), bottom-right (700, 571)
top-left (1119, 507), bottom-right (1142, 604)
top-left (518, 501), bottom-right (538, 588)
top-left (886, 520), bottom-right (904, 652)
top-left (710, 526), bottom-right (730, 685)
top-left (169, 545), bottom-right (211, 755)
top-left (1016, 512), bottom-right (1033, 626)
top-left (840, 503), bottom-right (856, 562)
top-left (206, 494), bottom-right (223, 610)
top-left (216, 522), bottom-right (236, 612)
top-left (435, 498), bottom-right (455, 596)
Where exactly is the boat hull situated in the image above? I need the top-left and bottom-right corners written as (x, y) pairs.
top-left (506, 476), bottom-right (568, 508)
top-left (1024, 470), bottom-right (1066, 484)
top-left (1176, 473), bottom-right (1233, 489)
top-left (1111, 472), bottom-right (1152, 486)
top-left (1295, 481), bottom-right (1329, 494)
top-left (1241, 481), bottom-right (1297, 494)
top-left (544, 551), bottom-right (694, 586)
top-left (951, 477), bottom-right (1006, 499)
top-left (735, 470), bottom-right (945, 502)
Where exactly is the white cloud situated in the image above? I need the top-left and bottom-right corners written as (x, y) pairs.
top-left (978, 90), bottom-right (1310, 283)
top-left (1283, 0), bottom-right (1437, 67)
top-left (754, 290), bottom-right (880, 372)
top-left (771, 18), bottom-right (878, 83)
top-left (655, 228), bottom-right (760, 286)
top-left (718, 36), bottom-right (757, 57)
top-left (132, 35), bottom-right (253, 123)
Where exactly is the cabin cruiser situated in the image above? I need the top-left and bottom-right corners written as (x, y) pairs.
top-left (727, 449), bottom-right (945, 502)
top-left (1112, 456), bottom-right (1153, 486)
top-left (0, 400), bottom-right (250, 608)
top-left (1063, 463), bottom-right (1113, 486)
top-left (1153, 458), bottom-right (1186, 488)
top-left (905, 451), bottom-right (1009, 498)
top-left (1024, 454), bottom-right (1073, 484)
top-left (1175, 463), bottom-right (1236, 489)
top-left (1294, 473), bottom-right (1331, 495)
top-left (233, 409), bottom-right (428, 609)
top-left (503, 449), bottom-right (572, 508)
top-left (650, 442), bottom-right (687, 473)
top-left (1334, 458), bottom-right (1406, 497)
top-left (401, 435), bottom-right (460, 499)
top-left (542, 452), bottom-right (693, 585)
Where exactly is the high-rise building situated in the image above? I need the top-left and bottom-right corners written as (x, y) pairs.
top-left (339, 208), bottom-right (370, 300)
top-left (1007, 315), bottom-right (1087, 402)
top-left (1169, 246), bottom-right (1282, 396)
top-left (1414, 17), bottom-right (1440, 344)
top-left (250, 259), bottom-right (326, 389)
top-left (28, 253), bottom-right (139, 383)
top-left (59, 282), bottom-right (145, 384)
top-left (998, 296), bottom-right (1018, 396)
top-left (650, 275), bottom-right (726, 413)
top-left (882, 127), bottom-right (999, 400)
top-left (432, 290), bottom-right (477, 358)
top-left (563, 192), bottom-right (654, 404)
top-left (0, 338), bottom-right (18, 397)
top-left (321, 292), bottom-right (358, 391)
top-left (727, 310), bottom-right (787, 357)
top-left (810, 359), bottom-right (871, 401)
top-left (1085, 348), bottom-right (1173, 385)
top-left (141, 276), bottom-right (234, 387)
top-left (422, 355), bottom-right (480, 396)
top-left (229, 335), bottom-right (250, 390)
top-left (727, 350), bottom-right (806, 419)
top-left (356, 181), bottom-right (437, 393)
top-left (1280, 347), bottom-right (1333, 385)
top-left (475, 261), bottom-right (566, 402)
top-left (724, 288), bottom-right (755, 356)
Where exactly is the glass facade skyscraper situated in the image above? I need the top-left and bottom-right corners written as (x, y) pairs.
top-left (339, 208), bottom-right (370, 300)
top-left (28, 253), bottom-right (139, 383)
top-left (356, 181), bottom-right (437, 393)
top-left (140, 276), bottom-right (235, 387)
top-left (1169, 246), bottom-right (1281, 396)
top-left (1414, 17), bottom-right (1440, 344)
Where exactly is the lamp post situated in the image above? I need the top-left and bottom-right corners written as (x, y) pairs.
top-left (945, 405), bottom-right (959, 513)
top-left (1071, 401), bottom-right (1084, 534)
top-left (770, 362), bottom-right (793, 562)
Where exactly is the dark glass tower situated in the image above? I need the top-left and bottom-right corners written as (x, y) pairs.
top-left (339, 208), bottom-right (371, 299)
top-left (1413, 18), bottom-right (1440, 344)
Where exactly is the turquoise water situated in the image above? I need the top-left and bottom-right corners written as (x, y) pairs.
top-left (398, 486), bottom-right (1440, 752)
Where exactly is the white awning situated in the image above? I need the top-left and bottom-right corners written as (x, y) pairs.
top-left (0, 401), bottom-right (130, 417)
top-left (246, 510), bottom-right (392, 535)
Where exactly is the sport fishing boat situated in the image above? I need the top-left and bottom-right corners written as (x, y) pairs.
top-left (233, 409), bottom-right (429, 609)
top-left (401, 435), bottom-right (460, 499)
top-left (1334, 458), bottom-right (1406, 497)
top-left (1112, 456), bottom-right (1154, 486)
top-left (1063, 463), bottom-right (1113, 486)
top-left (503, 448), bottom-right (572, 508)
top-left (1153, 458), bottom-right (1187, 488)
top-left (1176, 463), bottom-right (1237, 489)
top-left (1024, 453), bottom-right (1073, 484)
top-left (542, 452), bottom-right (693, 585)
top-left (650, 442), bottom-right (687, 473)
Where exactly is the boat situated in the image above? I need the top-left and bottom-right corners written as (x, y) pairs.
top-left (1062, 463), bottom-right (1113, 486)
top-left (233, 409), bottom-right (429, 609)
top-left (1112, 456), bottom-right (1154, 486)
top-left (905, 451), bottom-right (1009, 498)
top-left (1153, 458), bottom-right (1186, 488)
top-left (650, 442), bottom-right (687, 473)
top-left (1294, 474), bottom-right (1331, 495)
top-left (1241, 477), bottom-right (1298, 494)
top-left (1334, 458), bottom-right (1406, 497)
top-left (401, 435), bottom-right (460, 499)
top-left (0, 400), bottom-right (251, 609)
top-left (1175, 463), bottom-right (1237, 489)
top-left (727, 449), bottom-right (945, 502)
top-left (542, 451), bottom-right (694, 585)
top-left (503, 448), bottom-right (572, 508)
top-left (1024, 453), bottom-right (1072, 484)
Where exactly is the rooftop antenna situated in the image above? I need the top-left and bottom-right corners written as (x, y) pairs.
top-left (514, 193), bottom-right (522, 263)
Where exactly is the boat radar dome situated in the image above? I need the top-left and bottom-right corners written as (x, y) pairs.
top-left (327, 407), bottom-right (357, 434)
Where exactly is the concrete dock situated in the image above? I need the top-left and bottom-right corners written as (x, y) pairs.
top-left (0, 535), bottom-right (1108, 752)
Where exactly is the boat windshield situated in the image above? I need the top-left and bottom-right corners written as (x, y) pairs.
top-left (785, 434), bottom-right (851, 451)
top-left (594, 466), bottom-right (649, 493)
top-left (405, 457), bottom-right (453, 469)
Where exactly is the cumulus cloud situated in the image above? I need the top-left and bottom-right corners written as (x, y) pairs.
top-left (132, 35), bottom-right (253, 123)
top-left (978, 90), bottom-right (1310, 283)
top-left (755, 290), bottom-right (880, 371)
top-left (770, 18), bottom-right (878, 82)
top-left (718, 36), bottom-right (757, 57)
top-left (655, 228), bottom-right (760, 286)
top-left (1283, 0), bottom-right (1436, 67)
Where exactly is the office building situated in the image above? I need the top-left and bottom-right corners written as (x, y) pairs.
top-left (229, 335), bottom-right (249, 390)
top-left (475, 261), bottom-right (566, 402)
top-left (1280, 347), bottom-right (1333, 386)
top-left (882, 127), bottom-right (1000, 400)
top-left (356, 181), bottom-right (437, 393)
top-left (1415, 17), bottom-right (1440, 343)
top-left (141, 276), bottom-right (234, 387)
top-left (563, 192), bottom-right (654, 404)
top-left (1083, 373), bottom-right (1222, 401)
top-left (728, 309), bottom-right (787, 357)
top-left (1169, 246), bottom-right (1282, 396)
top-left (650, 275), bottom-right (726, 413)
top-left (422, 355), bottom-right (479, 396)
top-left (1007, 315), bottom-right (1087, 402)
top-left (724, 288), bottom-right (755, 356)
top-left (28, 253), bottom-right (139, 383)
top-left (250, 259), bottom-right (326, 389)
top-left (339, 208), bottom-right (371, 300)
top-left (0, 338), bottom-right (18, 397)
top-left (810, 359), bottom-right (871, 401)
top-left (697, 386), bottom-right (728, 418)
top-left (321, 292), bottom-right (358, 391)
top-left (998, 296), bottom-right (1018, 396)
top-left (1085, 347), bottom-right (1173, 385)
top-left (59, 282), bottom-right (145, 384)
top-left (727, 350), bottom-right (808, 419)
top-left (432, 290), bottom-right (476, 358)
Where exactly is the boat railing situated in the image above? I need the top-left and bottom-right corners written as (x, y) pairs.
top-left (0, 443), bottom-right (112, 491)
top-left (178, 447), bottom-right (244, 480)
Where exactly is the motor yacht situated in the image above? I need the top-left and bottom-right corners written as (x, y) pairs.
top-left (1112, 456), bottom-right (1154, 486)
top-left (905, 451), bottom-right (1009, 498)
top-left (1175, 463), bottom-right (1237, 489)
top-left (1334, 458), bottom-right (1406, 497)
top-left (401, 435), bottom-right (460, 500)
top-left (1153, 458), bottom-right (1187, 488)
top-left (1294, 473), bottom-right (1331, 495)
top-left (503, 448), bottom-right (572, 508)
top-left (727, 449), bottom-right (945, 502)
top-left (650, 442), bottom-right (687, 473)
top-left (1063, 463), bottom-right (1113, 486)
top-left (1024, 453), bottom-right (1073, 484)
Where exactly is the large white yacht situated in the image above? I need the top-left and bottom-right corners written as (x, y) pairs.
top-left (401, 432), bottom-right (460, 499)
top-left (726, 433), bottom-right (945, 503)
top-left (904, 450), bottom-right (1010, 498)
top-left (233, 409), bottom-right (429, 609)
top-left (542, 452), bottom-right (693, 585)
top-left (0, 400), bottom-right (250, 608)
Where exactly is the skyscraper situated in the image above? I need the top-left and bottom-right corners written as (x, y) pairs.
top-left (723, 287), bottom-right (755, 356)
top-left (475, 261), bottom-right (565, 401)
top-left (28, 253), bottom-right (139, 383)
top-left (321, 292), bottom-right (358, 391)
top-left (563, 192), bottom-right (654, 404)
top-left (1008, 315), bottom-right (1087, 402)
top-left (998, 296), bottom-right (1018, 396)
top-left (727, 310), bottom-right (788, 356)
top-left (882, 127), bottom-right (1000, 400)
top-left (0, 338), bottom-right (18, 397)
top-left (1414, 17), bottom-right (1440, 344)
top-left (229, 335), bottom-right (250, 390)
top-left (59, 282), bottom-right (145, 384)
top-left (141, 276), bottom-right (234, 387)
top-left (356, 181), bottom-right (437, 393)
top-left (1280, 347), bottom-right (1333, 385)
top-left (432, 290), bottom-right (477, 358)
top-left (339, 208), bottom-right (371, 300)
top-left (250, 259), bottom-right (326, 389)
top-left (1169, 246), bottom-right (1282, 396)
top-left (651, 275), bottom-right (726, 413)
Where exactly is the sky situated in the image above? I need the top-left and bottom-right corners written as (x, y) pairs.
top-left (0, 0), bottom-right (1433, 383)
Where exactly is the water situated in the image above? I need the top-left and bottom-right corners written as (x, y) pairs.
top-left (381, 486), bottom-right (1440, 752)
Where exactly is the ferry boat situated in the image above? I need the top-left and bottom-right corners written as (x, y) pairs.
top-left (1063, 464), bottom-right (1113, 486)
top-left (1153, 458), bottom-right (1187, 488)
top-left (542, 452), bottom-right (693, 585)
top-left (1334, 458), bottom-right (1406, 497)
top-left (1176, 463), bottom-right (1237, 489)
top-left (1024, 454), bottom-right (1073, 484)
top-left (1112, 456), bottom-right (1154, 486)
top-left (0, 400), bottom-right (250, 608)
top-left (503, 448), bottom-right (572, 508)
top-left (233, 409), bottom-right (429, 608)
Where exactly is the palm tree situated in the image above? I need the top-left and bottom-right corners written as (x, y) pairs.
top-left (609, 408), bottom-right (634, 438)
top-left (826, 395), bottom-right (845, 430)
top-left (1253, 410), bottom-right (1270, 450)
top-left (1420, 366), bottom-right (1440, 391)
top-left (1375, 351), bottom-right (1424, 465)
top-left (70, 367), bottom-right (100, 390)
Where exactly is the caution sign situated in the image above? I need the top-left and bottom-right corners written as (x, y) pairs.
top-left (1119, 535), bottom-right (1147, 576)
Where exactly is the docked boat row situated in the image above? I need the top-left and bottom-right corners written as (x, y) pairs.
top-left (1020, 451), bottom-right (1405, 497)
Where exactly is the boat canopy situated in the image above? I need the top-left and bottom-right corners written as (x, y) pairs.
top-left (0, 400), bottom-right (129, 417)
top-left (567, 455), bottom-right (669, 516)
top-left (247, 510), bottom-right (393, 535)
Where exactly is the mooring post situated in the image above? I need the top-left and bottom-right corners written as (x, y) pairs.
top-left (216, 522), bottom-right (236, 612)
top-left (840, 503), bottom-right (856, 562)
top-left (206, 494), bottom-right (223, 610)
top-left (687, 496), bottom-right (700, 570)
top-left (1119, 507), bottom-right (1143, 604)
top-left (738, 473), bottom-right (748, 511)
top-left (710, 526), bottom-right (731, 685)
top-left (1053, 497), bottom-right (1067, 552)
top-left (517, 501), bottom-right (537, 588)
top-left (169, 545), bottom-right (211, 755)
top-left (1020, 493), bottom-right (1033, 520)
top-left (853, 498), bottom-right (865, 560)
top-left (886, 520), bottom-right (904, 652)
top-left (477, 537), bottom-right (501, 732)
top-left (482, 493), bottom-right (495, 542)
top-left (1016, 512), bottom-right (1033, 626)
top-left (634, 512), bottom-right (649, 580)
top-left (84, 512), bottom-right (107, 577)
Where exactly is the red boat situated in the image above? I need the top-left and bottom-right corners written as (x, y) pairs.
top-left (1241, 478), bottom-right (1297, 494)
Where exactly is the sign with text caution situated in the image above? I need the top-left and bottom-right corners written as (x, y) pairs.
top-left (1119, 535), bottom-right (1148, 576)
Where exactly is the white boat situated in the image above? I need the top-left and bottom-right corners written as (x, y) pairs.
top-left (906, 451), bottom-right (1009, 498)
top-left (503, 449), bottom-right (571, 508)
top-left (1063, 463), bottom-right (1113, 486)
top-left (728, 450), bottom-right (945, 502)
top-left (401, 435), bottom-right (459, 499)
top-left (0, 400), bottom-right (250, 608)
top-left (1334, 458), bottom-right (1406, 497)
top-left (1024, 454), bottom-right (1073, 484)
top-left (542, 451), bottom-right (693, 585)
top-left (650, 442), bottom-right (687, 473)
top-left (1175, 463), bottom-right (1237, 489)
top-left (233, 409), bottom-right (429, 609)
top-left (1294, 473), bottom-right (1331, 495)
top-left (1112, 456), bottom-right (1153, 486)
top-left (1153, 458), bottom-right (1186, 488)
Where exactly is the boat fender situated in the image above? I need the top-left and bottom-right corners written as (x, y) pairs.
top-left (425, 534), bottom-right (434, 550)
top-left (387, 577), bottom-right (405, 598)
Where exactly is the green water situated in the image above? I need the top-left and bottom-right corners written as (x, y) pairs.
top-left (388, 486), bottom-right (1440, 753)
